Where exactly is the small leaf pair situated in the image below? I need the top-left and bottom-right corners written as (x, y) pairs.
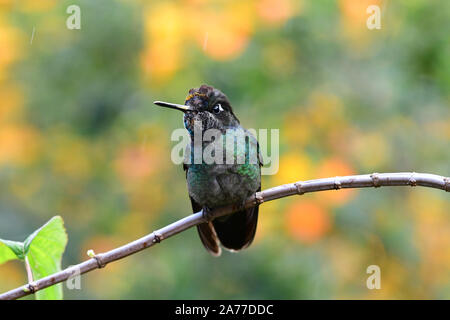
top-left (0, 216), bottom-right (68, 300)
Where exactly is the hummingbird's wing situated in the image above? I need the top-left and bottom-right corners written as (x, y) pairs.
top-left (184, 163), bottom-right (222, 257)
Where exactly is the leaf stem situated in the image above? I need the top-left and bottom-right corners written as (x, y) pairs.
top-left (24, 256), bottom-right (34, 283)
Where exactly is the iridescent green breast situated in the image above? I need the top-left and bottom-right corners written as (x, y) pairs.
top-left (184, 127), bottom-right (261, 208)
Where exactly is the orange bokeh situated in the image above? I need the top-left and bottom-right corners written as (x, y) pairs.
top-left (285, 199), bottom-right (331, 243)
top-left (191, 1), bottom-right (254, 61)
top-left (115, 145), bottom-right (160, 184)
top-left (257, 0), bottom-right (298, 26)
top-left (141, 41), bottom-right (182, 81)
top-left (338, 0), bottom-right (381, 44)
top-left (339, 0), bottom-right (381, 27)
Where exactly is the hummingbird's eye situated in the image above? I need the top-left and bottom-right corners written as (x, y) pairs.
top-left (212, 103), bottom-right (224, 114)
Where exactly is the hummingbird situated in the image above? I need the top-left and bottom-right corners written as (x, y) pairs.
top-left (154, 84), bottom-right (262, 256)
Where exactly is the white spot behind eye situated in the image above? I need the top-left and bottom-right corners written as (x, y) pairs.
top-left (213, 103), bottom-right (224, 114)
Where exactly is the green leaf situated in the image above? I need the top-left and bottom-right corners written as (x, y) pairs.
top-left (0, 241), bottom-right (21, 264)
top-left (26, 216), bottom-right (68, 300)
top-left (0, 239), bottom-right (25, 260)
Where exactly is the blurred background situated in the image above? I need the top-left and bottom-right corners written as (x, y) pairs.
top-left (0, 0), bottom-right (449, 299)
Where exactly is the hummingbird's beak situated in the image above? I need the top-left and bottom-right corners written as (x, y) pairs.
top-left (153, 101), bottom-right (196, 113)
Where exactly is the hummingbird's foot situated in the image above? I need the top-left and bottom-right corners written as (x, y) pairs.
top-left (202, 206), bottom-right (214, 222)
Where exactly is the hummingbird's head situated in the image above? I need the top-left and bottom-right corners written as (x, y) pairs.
top-left (154, 84), bottom-right (239, 135)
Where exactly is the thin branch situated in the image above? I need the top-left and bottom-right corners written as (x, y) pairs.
top-left (0, 172), bottom-right (448, 300)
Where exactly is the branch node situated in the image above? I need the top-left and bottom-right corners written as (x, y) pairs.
top-left (294, 182), bottom-right (305, 195)
top-left (88, 250), bottom-right (106, 268)
top-left (254, 192), bottom-right (264, 205)
top-left (27, 283), bottom-right (38, 294)
top-left (370, 173), bottom-right (381, 188)
top-left (444, 177), bottom-right (450, 192)
top-left (93, 253), bottom-right (106, 269)
top-left (152, 231), bottom-right (163, 243)
top-left (409, 172), bottom-right (417, 187)
top-left (334, 178), bottom-right (342, 190)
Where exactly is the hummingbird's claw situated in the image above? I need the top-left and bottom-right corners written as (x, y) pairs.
top-left (202, 206), bottom-right (214, 222)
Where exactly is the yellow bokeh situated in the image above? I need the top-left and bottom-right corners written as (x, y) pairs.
top-left (426, 120), bottom-right (450, 140)
top-left (17, 0), bottom-right (57, 12)
top-left (410, 191), bottom-right (450, 286)
top-left (0, 262), bottom-right (25, 293)
top-left (326, 236), bottom-right (367, 288)
top-left (350, 130), bottom-right (390, 170)
top-left (127, 181), bottom-right (167, 219)
top-left (142, 2), bottom-right (185, 80)
top-left (0, 124), bottom-right (41, 166)
top-left (49, 133), bottom-right (92, 179)
top-left (263, 40), bottom-right (297, 76)
top-left (0, 20), bottom-right (22, 81)
top-left (363, 258), bottom-right (421, 299)
top-left (283, 111), bottom-right (311, 147)
top-left (0, 0), bottom-right (14, 10)
top-left (273, 152), bottom-right (314, 186)
top-left (117, 211), bottom-right (156, 238)
top-left (308, 91), bottom-right (346, 130)
top-left (0, 85), bottom-right (23, 123)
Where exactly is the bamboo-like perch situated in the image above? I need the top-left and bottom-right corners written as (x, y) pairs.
top-left (0, 172), bottom-right (448, 300)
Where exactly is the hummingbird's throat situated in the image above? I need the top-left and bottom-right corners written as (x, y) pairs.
top-left (184, 113), bottom-right (221, 137)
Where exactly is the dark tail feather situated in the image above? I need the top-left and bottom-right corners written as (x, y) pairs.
top-left (212, 205), bottom-right (259, 251)
top-left (189, 196), bottom-right (221, 256)
top-left (197, 223), bottom-right (221, 256)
